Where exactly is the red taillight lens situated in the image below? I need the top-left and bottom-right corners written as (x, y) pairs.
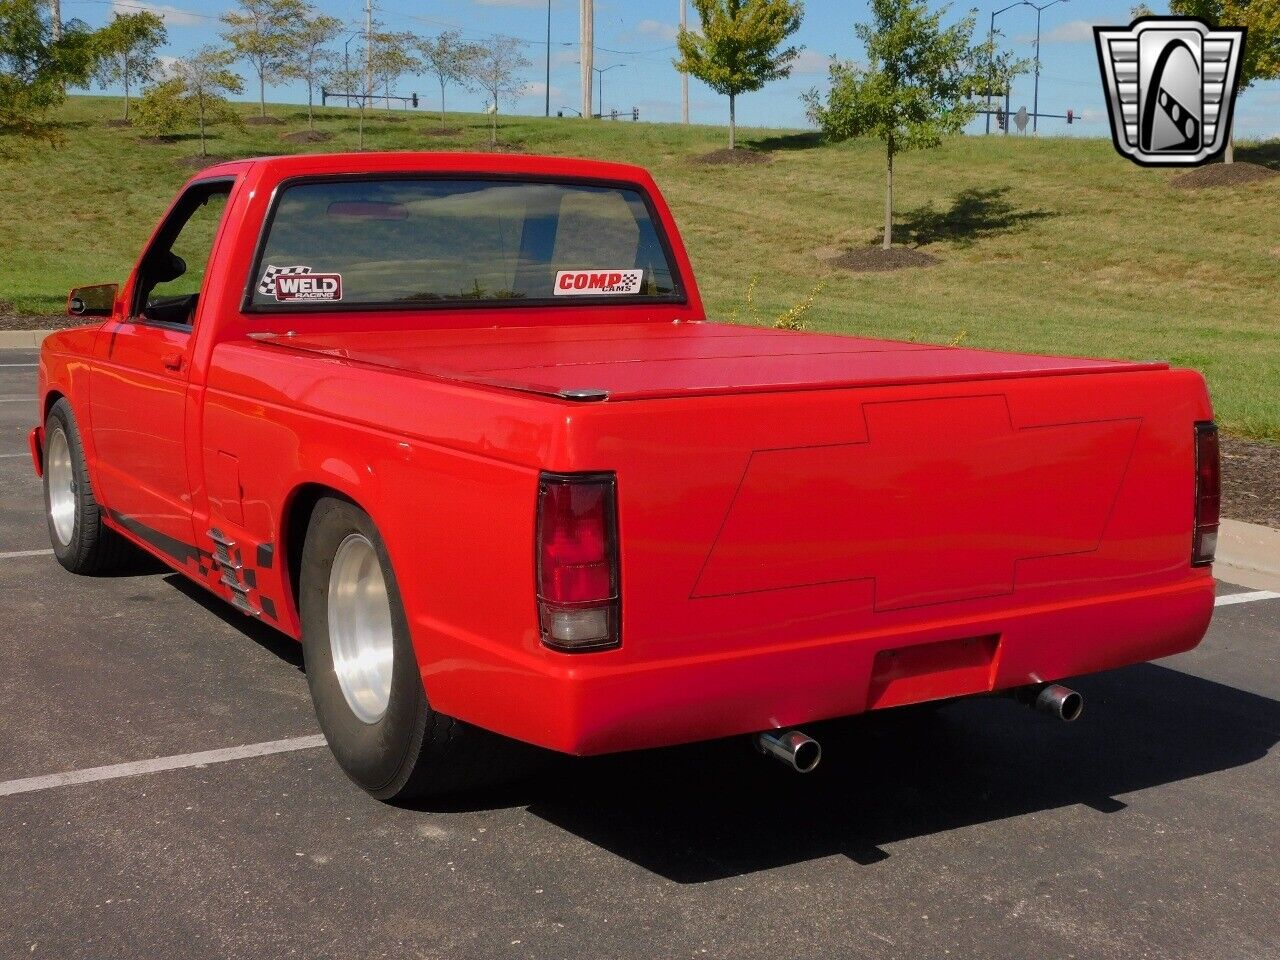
top-left (536, 473), bottom-right (619, 651)
top-left (1193, 422), bottom-right (1220, 566)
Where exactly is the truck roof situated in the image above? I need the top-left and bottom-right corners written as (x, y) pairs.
top-left (190, 151), bottom-right (657, 186)
top-left (266, 320), bottom-right (1168, 402)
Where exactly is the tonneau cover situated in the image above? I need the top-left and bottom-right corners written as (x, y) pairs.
top-left (265, 321), bottom-right (1167, 401)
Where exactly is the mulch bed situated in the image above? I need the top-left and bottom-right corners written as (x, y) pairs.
top-left (244, 116), bottom-right (285, 126)
top-left (281, 130), bottom-right (334, 143)
top-left (176, 154), bottom-right (232, 168)
top-left (1222, 435), bottom-right (1280, 529)
top-left (422, 127), bottom-right (464, 137)
top-left (691, 148), bottom-right (771, 167)
top-left (828, 246), bottom-right (940, 272)
top-left (1171, 161), bottom-right (1279, 190)
top-left (0, 305), bottom-right (78, 332)
top-left (104, 118), bottom-right (132, 128)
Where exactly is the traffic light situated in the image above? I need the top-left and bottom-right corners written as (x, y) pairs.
top-left (996, 107), bottom-right (1007, 131)
top-left (1067, 109), bottom-right (1074, 125)
top-left (411, 92), bottom-right (419, 109)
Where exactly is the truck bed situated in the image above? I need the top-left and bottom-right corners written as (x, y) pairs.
top-left (265, 321), bottom-right (1167, 401)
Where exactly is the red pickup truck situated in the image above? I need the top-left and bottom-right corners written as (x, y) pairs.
top-left (31, 152), bottom-right (1219, 799)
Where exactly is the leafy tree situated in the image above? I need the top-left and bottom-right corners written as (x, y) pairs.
top-left (1167, 0), bottom-right (1280, 162)
top-left (138, 46), bottom-right (243, 157)
top-left (221, 0), bottom-right (304, 118)
top-left (367, 27), bottom-right (419, 112)
top-left (0, 0), bottom-right (102, 150)
top-left (282, 12), bottom-right (340, 130)
top-left (803, 0), bottom-right (1020, 250)
top-left (675, 0), bottom-right (804, 150)
top-left (416, 29), bottom-right (482, 130)
top-left (466, 35), bottom-right (530, 146)
top-left (93, 11), bottom-right (167, 122)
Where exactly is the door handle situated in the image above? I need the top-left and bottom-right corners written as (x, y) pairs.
top-left (162, 352), bottom-right (184, 372)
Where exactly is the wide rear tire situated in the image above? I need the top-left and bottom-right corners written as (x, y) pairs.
top-left (299, 496), bottom-right (529, 802)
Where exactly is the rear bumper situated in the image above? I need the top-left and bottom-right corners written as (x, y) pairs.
top-left (423, 576), bottom-right (1216, 756)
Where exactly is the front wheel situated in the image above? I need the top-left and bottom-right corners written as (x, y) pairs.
top-left (43, 398), bottom-right (135, 574)
top-left (299, 497), bottom-right (529, 801)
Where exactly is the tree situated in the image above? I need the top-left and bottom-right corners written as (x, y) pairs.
top-left (282, 13), bottom-right (340, 130)
top-left (221, 0), bottom-right (303, 118)
top-left (416, 29), bottom-right (481, 131)
top-left (367, 27), bottom-right (418, 111)
top-left (137, 46), bottom-right (243, 157)
top-left (329, 61), bottom-right (369, 148)
top-left (0, 0), bottom-right (102, 149)
top-left (466, 35), bottom-right (530, 146)
top-left (675, 0), bottom-right (804, 150)
top-left (1166, 0), bottom-right (1280, 162)
top-left (93, 10), bottom-right (167, 122)
top-left (803, 0), bottom-right (1018, 250)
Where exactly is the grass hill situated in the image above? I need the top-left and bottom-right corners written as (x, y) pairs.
top-left (2, 95), bottom-right (1278, 441)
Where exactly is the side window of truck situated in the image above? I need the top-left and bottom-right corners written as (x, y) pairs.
top-left (134, 179), bottom-right (233, 329)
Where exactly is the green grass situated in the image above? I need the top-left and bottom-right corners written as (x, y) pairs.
top-left (3, 95), bottom-right (1278, 440)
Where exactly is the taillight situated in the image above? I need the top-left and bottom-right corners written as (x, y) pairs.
top-left (1193, 421), bottom-right (1220, 566)
top-left (536, 472), bottom-right (620, 651)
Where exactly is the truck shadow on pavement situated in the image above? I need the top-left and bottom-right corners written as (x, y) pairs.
top-left (516, 665), bottom-right (1279, 883)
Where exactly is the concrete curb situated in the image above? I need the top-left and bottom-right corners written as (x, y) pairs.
top-left (1217, 518), bottom-right (1280, 591)
top-left (0, 330), bottom-right (53, 349)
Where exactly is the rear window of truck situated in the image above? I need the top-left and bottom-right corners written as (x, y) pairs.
top-left (247, 177), bottom-right (682, 310)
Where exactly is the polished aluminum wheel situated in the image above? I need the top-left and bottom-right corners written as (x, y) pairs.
top-left (46, 426), bottom-right (76, 547)
top-left (327, 532), bottom-right (395, 724)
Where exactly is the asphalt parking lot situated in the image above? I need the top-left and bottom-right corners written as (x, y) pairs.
top-left (1, 348), bottom-right (1277, 960)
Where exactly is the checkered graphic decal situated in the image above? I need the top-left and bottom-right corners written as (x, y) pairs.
top-left (257, 265), bottom-right (312, 297)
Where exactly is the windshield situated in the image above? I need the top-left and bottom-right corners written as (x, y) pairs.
top-left (248, 177), bottom-right (682, 310)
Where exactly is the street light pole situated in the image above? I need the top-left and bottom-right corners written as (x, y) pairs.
top-left (987, 2), bottom-right (1028, 135)
top-left (680, 0), bottom-right (689, 124)
top-left (594, 64), bottom-right (624, 118)
top-left (1026, 0), bottom-right (1068, 135)
top-left (343, 31), bottom-right (363, 108)
top-left (545, 0), bottom-right (552, 117)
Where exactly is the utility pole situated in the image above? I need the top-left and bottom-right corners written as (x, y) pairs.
top-left (680, 0), bottom-right (688, 124)
top-left (364, 0), bottom-right (373, 105)
top-left (50, 0), bottom-right (60, 40)
top-left (580, 0), bottom-right (594, 118)
top-left (545, 0), bottom-right (552, 117)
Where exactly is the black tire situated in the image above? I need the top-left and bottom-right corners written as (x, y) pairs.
top-left (43, 398), bottom-right (135, 574)
top-left (299, 496), bottom-right (530, 802)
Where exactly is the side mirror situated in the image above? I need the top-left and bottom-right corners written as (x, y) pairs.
top-left (67, 283), bottom-right (118, 318)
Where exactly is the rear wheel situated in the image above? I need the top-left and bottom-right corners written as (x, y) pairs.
top-left (43, 398), bottom-right (134, 574)
top-left (299, 497), bottom-right (528, 801)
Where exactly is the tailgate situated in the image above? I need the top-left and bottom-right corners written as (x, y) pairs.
top-left (568, 366), bottom-right (1213, 663)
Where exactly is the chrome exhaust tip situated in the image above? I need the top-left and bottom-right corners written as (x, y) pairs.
top-left (754, 729), bottom-right (822, 773)
top-left (1024, 683), bottom-right (1084, 722)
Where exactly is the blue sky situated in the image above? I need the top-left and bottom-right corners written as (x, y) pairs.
top-left (70, 0), bottom-right (1280, 138)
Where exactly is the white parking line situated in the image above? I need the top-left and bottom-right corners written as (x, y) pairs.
top-left (0, 549), bottom-right (54, 559)
top-left (1215, 590), bottom-right (1280, 607)
top-left (0, 453), bottom-right (29, 459)
top-left (0, 364), bottom-right (37, 368)
top-left (0, 398), bottom-right (32, 403)
top-left (0, 735), bottom-right (327, 798)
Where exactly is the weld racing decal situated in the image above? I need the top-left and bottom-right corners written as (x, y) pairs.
top-left (554, 269), bottom-right (644, 296)
top-left (273, 272), bottom-right (343, 302)
top-left (257, 264), bottom-right (311, 296)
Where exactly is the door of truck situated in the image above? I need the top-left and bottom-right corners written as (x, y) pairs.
top-left (89, 178), bottom-right (234, 562)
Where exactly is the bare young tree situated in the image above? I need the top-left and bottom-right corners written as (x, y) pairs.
top-left (284, 12), bottom-right (341, 130)
top-left (367, 27), bottom-right (419, 112)
top-left (221, 0), bottom-right (304, 118)
top-left (170, 45), bottom-right (244, 156)
top-left (415, 29), bottom-right (481, 131)
top-left (93, 10), bottom-right (168, 122)
top-left (467, 35), bottom-right (530, 146)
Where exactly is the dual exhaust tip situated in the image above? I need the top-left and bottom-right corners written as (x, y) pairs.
top-left (752, 683), bottom-right (1082, 775)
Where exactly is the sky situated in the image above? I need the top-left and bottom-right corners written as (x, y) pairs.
top-left (67, 0), bottom-right (1280, 139)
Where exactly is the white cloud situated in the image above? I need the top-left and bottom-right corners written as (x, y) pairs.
top-left (634, 19), bottom-right (678, 42)
top-left (110, 0), bottom-right (204, 27)
top-left (791, 49), bottom-right (833, 76)
top-left (1015, 20), bottom-right (1099, 45)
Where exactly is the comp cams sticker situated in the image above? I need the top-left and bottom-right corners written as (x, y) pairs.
top-left (258, 264), bottom-right (343, 302)
top-left (554, 269), bottom-right (644, 296)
